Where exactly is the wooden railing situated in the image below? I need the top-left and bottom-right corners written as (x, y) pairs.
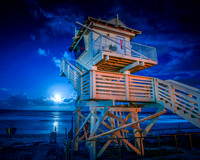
top-left (61, 62), bottom-right (200, 127)
top-left (61, 58), bottom-right (82, 95)
top-left (84, 70), bottom-right (200, 127)
top-left (155, 79), bottom-right (200, 116)
top-left (85, 70), bottom-right (155, 102)
top-left (93, 36), bottom-right (157, 61)
top-left (82, 71), bottom-right (90, 100)
top-left (155, 78), bottom-right (200, 127)
top-left (61, 62), bottom-right (200, 114)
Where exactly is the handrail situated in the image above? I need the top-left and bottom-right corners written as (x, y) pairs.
top-left (167, 79), bottom-right (200, 94)
top-left (76, 21), bottom-right (150, 60)
top-left (76, 60), bottom-right (90, 71)
top-left (62, 58), bottom-right (83, 75)
top-left (61, 58), bottom-right (82, 94)
top-left (86, 69), bottom-right (154, 79)
top-left (106, 36), bottom-right (156, 49)
top-left (61, 64), bottom-right (200, 127)
top-left (92, 31), bottom-right (157, 61)
top-left (155, 78), bottom-right (200, 127)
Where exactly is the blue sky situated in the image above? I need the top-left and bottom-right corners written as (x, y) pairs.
top-left (0, 0), bottom-right (200, 106)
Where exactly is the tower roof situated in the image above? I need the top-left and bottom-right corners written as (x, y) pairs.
top-left (107, 16), bottom-right (126, 27)
top-left (87, 16), bottom-right (141, 35)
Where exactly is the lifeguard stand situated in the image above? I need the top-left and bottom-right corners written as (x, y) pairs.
top-left (60, 15), bottom-right (200, 159)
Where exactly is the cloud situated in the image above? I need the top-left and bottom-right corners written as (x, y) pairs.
top-left (26, 0), bottom-right (41, 19)
top-left (8, 91), bottom-right (30, 106)
top-left (1, 88), bottom-right (9, 91)
top-left (40, 7), bottom-right (85, 35)
top-left (70, 91), bottom-right (77, 99)
top-left (37, 48), bottom-right (73, 68)
top-left (38, 48), bottom-right (47, 56)
top-left (0, 88), bottom-right (11, 100)
top-left (0, 90), bottom-right (77, 107)
top-left (63, 91), bottom-right (77, 103)
top-left (31, 96), bottom-right (54, 106)
top-left (52, 57), bottom-right (61, 68)
top-left (52, 51), bottom-right (73, 68)
top-left (63, 51), bottom-right (72, 61)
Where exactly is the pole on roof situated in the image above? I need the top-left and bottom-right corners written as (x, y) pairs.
top-left (116, 14), bottom-right (119, 26)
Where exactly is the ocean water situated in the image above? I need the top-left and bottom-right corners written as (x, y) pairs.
top-left (0, 105), bottom-right (199, 135)
top-left (0, 105), bottom-right (75, 134)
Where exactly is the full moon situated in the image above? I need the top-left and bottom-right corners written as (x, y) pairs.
top-left (52, 94), bottom-right (62, 103)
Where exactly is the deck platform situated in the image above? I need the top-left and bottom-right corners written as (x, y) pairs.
top-left (94, 51), bottom-right (157, 73)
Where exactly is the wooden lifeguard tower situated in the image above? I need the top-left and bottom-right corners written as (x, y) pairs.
top-left (60, 15), bottom-right (200, 159)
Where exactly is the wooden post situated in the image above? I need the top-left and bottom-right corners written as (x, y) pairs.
top-left (74, 71), bottom-right (77, 89)
top-left (174, 135), bottom-right (178, 154)
top-left (67, 64), bottom-right (70, 79)
top-left (169, 83), bottom-right (175, 109)
top-left (131, 112), bottom-right (143, 153)
top-left (189, 134), bottom-right (194, 153)
top-left (118, 138), bottom-right (122, 160)
top-left (71, 116), bottom-right (74, 159)
top-left (89, 111), bottom-right (96, 160)
top-left (91, 31), bottom-right (94, 65)
top-left (89, 70), bottom-right (96, 99)
top-left (153, 78), bottom-right (159, 102)
top-left (140, 136), bottom-right (143, 159)
top-left (158, 135), bottom-right (161, 157)
top-left (74, 112), bottom-right (80, 151)
top-left (89, 70), bottom-right (93, 99)
top-left (80, 76), bottom-right (83, 101)
top-left (197, 95), bottom-right (200, 112)
top-left (61, 58), bottom-right (64, 73)
top-left (125, 74), bottom-right (130, 101)
top-left (93, 70), bottom-right (96, 99)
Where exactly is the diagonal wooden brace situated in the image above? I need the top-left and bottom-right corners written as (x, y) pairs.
top-left (97, 140), bottom-right (112, 158)
top-left (78, 131), bottom-right (90, 141)
top-left (142, 106), bottom-right (165, 137)
top-left (88, 109), bottom-right (166, 141)
top-left (90, 105), bottom-right (110, 137)
top-left (115, 132), bottom-right (141, 155)
top-left (106, 111), bottom-right (142, 131)
top-left (75, 112), bottom-right (91, 138)
top-left (76, 111), bottom-right (115, 141)
top-left (98, 119), bottom-right (140, 157)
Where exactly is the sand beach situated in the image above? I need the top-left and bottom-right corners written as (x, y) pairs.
top-left (0, 131), bottom-right (200, 159)
top-left (0, 134), bottom-right (65, 160)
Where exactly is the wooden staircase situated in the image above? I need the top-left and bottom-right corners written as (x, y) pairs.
top-left (60, 58), bottom-right (83, 94)
top-left (155, 79), bottom-right (200, 128)
top-left (60, 59), bottom-right (200, 128)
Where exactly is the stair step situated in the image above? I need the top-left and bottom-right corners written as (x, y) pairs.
top-left (162, 100), bottom-right (200, 128)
